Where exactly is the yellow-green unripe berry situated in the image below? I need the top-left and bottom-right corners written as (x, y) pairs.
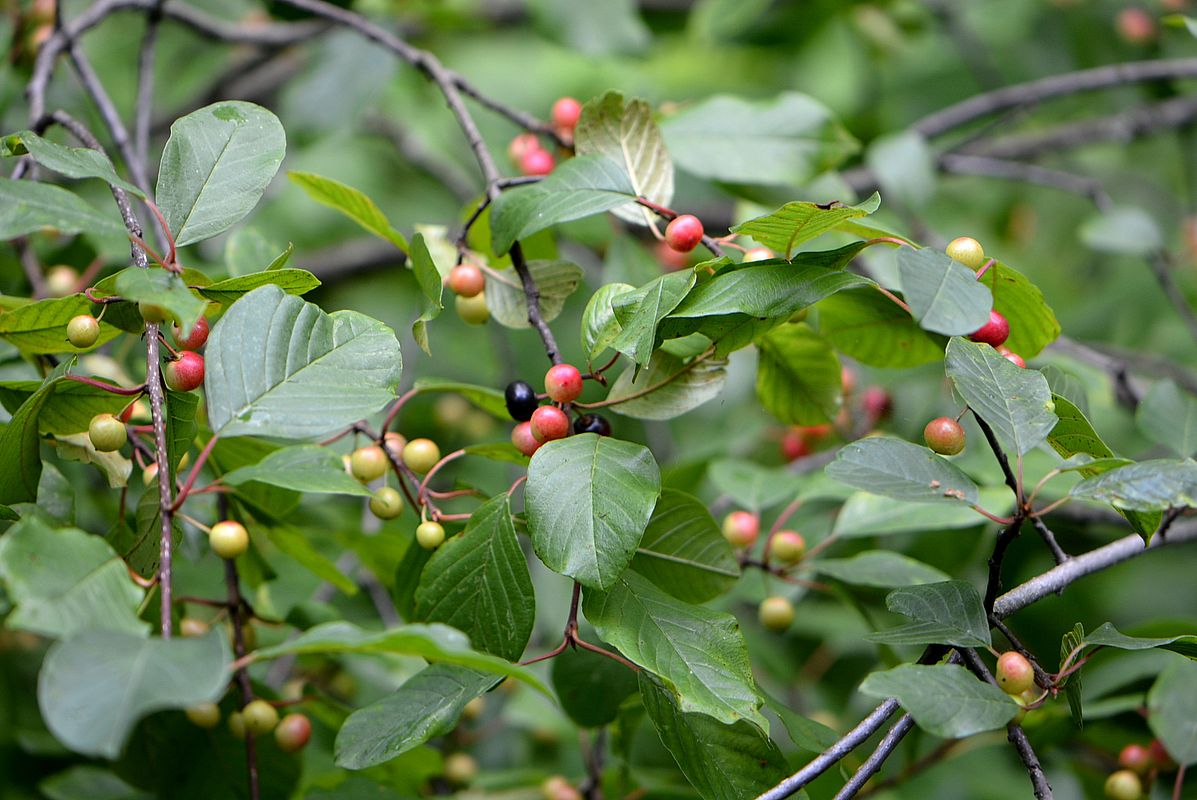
top-left (770, 531), bottom-right (806, 564)
top-left (228, 711), bottom-right (246, 740)
top-left (1104, 770), bottom-right (1142, 800)
top-left (369, 486), bottom-right (404, 520)
top-left (456, 292), bottom-right (490, 325)
top-left (185, 702), bottom-right (221, 729)
top-left (138, 300), bottom-right (171, 324)
top-left (350, 445), bottom-right (388, 482)
top-left (88, 413), bottom-right (127, 452)
top-left (209, 520), bottom-right (249, 560)
top-left (945, 236), bottom-right (986, 269)
top-left (242, 699), bottom-right (280, 735)
top-left (416, 521), bottom-right (446, 550)
top-left (403, 438), bottom-right (441, 474)
top-left (759, 596), bottom-right (795, 632)
top-left (443, 752), bottom-right (478, 786)
top-left (66, 314), bottom-right (100, 348)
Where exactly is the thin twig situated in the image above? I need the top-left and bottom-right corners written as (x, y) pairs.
top-left (831, 714), bottom-right (916, 800)
top-left (225, 556), bottom-right (261, 800)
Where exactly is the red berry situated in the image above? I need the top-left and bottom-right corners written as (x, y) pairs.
top-left (1003, 351), bottom-right (1026, 368)
top-left (530, 406), bottom-right (570, 442)
top-left (664, 215), bottom-right (704, 253)
top-left (970, 310), bottom-right (1010, 348)
top-left (861, 386), bottom-right (892, 421)
top-left (654, 240), bottom-right (691, 271)
top-left (923, 417), bottom-right (966, 455)
top-left (1116, 8), bottom-right (1156, 44)
top-left (171, 315), bottom-right (209, 351)
top-left (1148, 739), bottom-right (1176, 770)
top-left (448, 263), bottom-right (486, 298)
top-left (841, 365), bottom-right (857, 395)
top-left (551, 97), bottom-right (583, 132)
top-left (544, 364), bottom-right (583, 403)
top-left (520, 148), bottom-right (555, 177)
top-left (780, 429), bottom-right (810, 462)
top-left (721, 511), bottom-right (758, 547)
top-left (995, 651), bottom-right (1035, 695)
top-left (274, 713), bottom-right (312, 753)
top-left (164, 351), bottom-right (205, 392)
top-left (1119, 744), bottom-right (1152, 774)
top-left (511, 421), bottom-right (542, 457)
top-left (508, 133), bottom-right (541, 164)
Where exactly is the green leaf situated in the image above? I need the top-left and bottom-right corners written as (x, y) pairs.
top-left (584, 571), bottom-right (765, 728)
top-left (1149, 659), bottom-right (1197, 765)
top-left (832, 488), bottom-right (1009, 537)
top-left (812, 552), bottom-right (950, 588)
top-left (119, 479), bottom-right (182, 578)
top-left (164, 389), bottom-right (198, 482)
top-left (288, 171), bottom-right (408, 251)
top-left (630, 489), bottom-right (740, 603)
top-left (38, 766), bottom-right (151, 800)
top-left (5, 130), bottom-right (144, 196)
top-left (526, 434), bottom-right (661, 589)
top-left (1060, 622), bottom-right (1084, 727)
top-left (946, 337), bottom-right (1058, 456)
top-left (574, 92), bottom-right (672, 227)
top-left (0, 368), bottom-right (62, 504)
top-left (486, 260), bottom-right (583, 329)
top-left (1079, 206), bottom-right (1162, 256)
top-left (489, 156), bottom-right (637, 254)
top-left (156, 101), bottom-right (286, 247)
top-left (411, 378), bottom-right (509, 419)
top-left (196, 269), bottom-right (321, 307)
top-left (335, 664), bottom-right (495, 770)
top-left (605, 350), bottom-right (727, 420)
top-left (817, 286), bottom-right (945, 368)
top-left (552, 644), bottom-right (639, 728)
top-left (264, 525), bottom-right (358, 596)
top-left (826, 436), bottom-right (980, 505)
top-left (707, 459), bottom-right (801, 512)
top-left (205, 284), bottom-right (402, 439)
top-left (610, 271), bottom-right (697, 366)
top-left (0, 516), bottom-right (147, 638)
top-left (251, 621), bottom-right (548, 692)
top-left (661, 93), bottom-right (857, 188)
top-left (866, 130), bottom-right (935, 209)
top-left (897, 247), bottom-right (993, 337)
top-left (1137, 380), bottom-right (1197, 458)
top-left (639, 673), bottom-right (787, 800)
top-left (859, 664), bottom-right (1018, 738)
top-left (979, 261), bottom-right (1061, 358)
top-left (113, 268), bottom-right (208, 336)
top-left (38, 631), bottom-right (231, 759)
top-left (413, 494), bottom-right (535, 662)
top-left (1047, 394), bottom-right (1160, 537)
top-left (0, 378), bottom-right (130, 435)
top-left (755, 323), bottom-right (842, 425)
top-left (1070, 459), bottom-right (1197, 512)
top-left (221, 444), bottom-right (373, 496)
top-left (528, 0), bottom-right (649, 55)
top-left (208, 437), bottom-right (300, 519)
top-left (761, 690), bottom-right (839, 753)
top-left (54, 431), bottom-right (133, 489)
top-left (0, 177), bottom-right (126, 239)
top-left (687, 0), bottom-right (772, 40)
top-left (731, 193), bottom-right (880, 258)
top-left (0, 295), bottom-right (123, 354)
top-left (224, 226), bottom-right (291, 277)
top-left (1082, 622), bottom-right (1197, 660)
top-left (866, 581), bottom-right (992, 648)
top-left (409, 233), bottom-right (443, 355)
top-left (582, 282), bottom-right (635, 360)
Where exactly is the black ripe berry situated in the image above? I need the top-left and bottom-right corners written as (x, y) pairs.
top-left (572, 413), bottom-right (611, 436)
top-left (505, 380), bottom-right (538, 421)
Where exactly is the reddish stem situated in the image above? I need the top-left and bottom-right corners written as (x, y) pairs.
top-left (170, 434), bottom-right (219, 511)
top-left (65, 374), bottom-right (146, 396)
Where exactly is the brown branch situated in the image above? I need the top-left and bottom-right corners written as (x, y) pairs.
top-left (225, 556), bottom-right (261, 800)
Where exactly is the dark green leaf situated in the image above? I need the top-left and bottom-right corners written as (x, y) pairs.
top-left (610, 270), bottom-right (697, 366)
top-left (409, 233), bottom-right (442, 354)
top-left (6, 130), bottom-right (143, 196)
top-left (221, 444), bottom-right (373, 496)
top-left (817, 287), bottom-right (945, 368)
top-left (866, 581), bottom-right (991, 648)
top-left (859, 664), bottom-right (1018, 738)
top-left (812, 552), bottom-right (950, 588)
top-left (1148, 659), bottom-right (1197, 765)
top-left (1137, 380), bottom-right (1197, 458)
top-left (113, 268), bottom-right (208, 336)
top-left (582, 282), bottom-right (636, 360)
top-left (552, 644), bottom-right (639, 728)
top-left (0, 177), bottom-right (126, 239)
top-left (630, 489), bottom-right (740, 602)
top-left (1071, 459), bottom-right (1197, 511)
top-left (826, 436), bottom-right (980, 505)
top-left (755, 323), bottom-right (842, 425)
top-left (0, 367), bottom-right (62, 504)
top-left (980, 261), bottom-right (1061, 358)
top-left (707, 459), bottom-right (801, 512)
top-left (196, 269), bottom-right (321, 306)
top-left (0, 295), bottom-right (124, 354)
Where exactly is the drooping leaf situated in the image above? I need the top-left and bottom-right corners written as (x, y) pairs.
top-left (584, 571), bottom-right (765, 729)
top-left (335, 665), bottom-right (496, 770)
top-left (609, 270), bottom-right (697, 366)
top-left (196, 269), bottom-right (321, 306)
top-left (630, 489), bottom-right (740, 603)
top-left (817, 286), bottom-right (945, 368)
top-left (1070, 459), bottom-right (1197, 512)
top-left (5, 130), bottom-right (144, 196)
top-left (552, 644), bottom-right (639, 728)
top-left (0, 516), bottom-right (147, 638)
top-left (1148, 659), bottom-right (1197, 765)
top-left (489, 156), bottom-right (637, 254)
top-left (1137, 380), bottom-right (1197, 458)
top-left (525, 434), bottom-right (660, 590)
top-left (859, 664), bottom-right (1018, 738)
top-left (826, 437), bottom-right (980, 505)
top-left (38, 631), bottom-right (230, 759)
top-left (897, 247), bottom-right (993, 337)
top-left (0, 177), bottom-right (126, 239)
top-left (946, 337), bottom-right (1058, 456)
top-left (204, 285), bottom-right (402, 439)
top-left (156, 101), bottom-right (286, 247)
top-left (866, 581), bottom-right (992, 648)
top-left (486, 260), bottom-right (583, 329)
top-left (731, 193), bottom-right (880, 258)
top-left (639, 673), bottom-right (787, 800)
top-left (221, 445), bottom-right (373, 496)
top-left (755, 323), bottom-right (842, 425)
top-left (574, 92), bottom-right (672, 227)
top-left (1060, 622), bottom-right (1085, 727)
top-left (249, 621), bottom-right (547, 693)
top-left (812, 552), bottom-right (950, 588)
top-left (409, 233), bottom-right (443, 354)
top-left (605, 350), bottom-right (727, 420)
top-left (413, 494), bottom-right (535, 662)
top-left (761, 690), bottom-right (839, 753)
top-left (0, 367), bottom-right (63, 505)
top-left (288, 171), bottom-right (408, 251)
top-left (0, 295), bottom-right (123, 354)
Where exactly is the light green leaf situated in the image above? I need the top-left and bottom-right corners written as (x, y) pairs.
top-left (288, 171), bottom-right (408, 251)
top-left (528, 0), bottom-right (649, 55)
top-left (1083, 622), bottom-right (1197, 660)
top-left (826, 436), bottom-right (980, 505)
top-left (5, 130), bottom-right (144, 196)
top-left (221, 445), bottom-right (372, 496)
top-left (859, 664), bottom-right (1018, 738)
top-left (526, 434), bottom-right (661, 590)
top-left (582, 282), bottom-right (635, 360)
top-left (156, 101), bottom-right (286, 247)
top-left (1079, 206), bottom-right (1162, 256)
top-left (707, 459), bottom-right (801, 512)
top-left (832, 488), bottom-right (1010, 537)
top-left (113, 268), bottom-right (208, 336)
top-left (204, 285), bottom-right (402, 439)
top-left (197, 269), bottom-right (321, 306)
top-left (812, 552), bottom-right (950, 588)
top-left (866, 581), bottom-right (992, 648)
top-left (980, 261), bottom-right (1061, 358)
top-left (0, 177), bottom-right (126, 239)
top-left (755, 323), bottom-right (842, 425)
top-left (610, 270), bottom-right (697, 366)
top-left (630, 489), bottom-right (740, 603)
top-left (866, 130), bottom-right (935, 209)
top-left (486, 260), bottom-right (583, 329)
top-left (1149, 659), bottom-right (1197, 765)
top-left (1070, 459), bottom-right (1197, 512)
top-left (38, 631), bottom-right (231, 759)
top-left (731, 193), bottom-right (880, 258)
top-left (410, 378), bottom-right (508, 419)
top-left (1137, 380), bottom-right (1197, 458)
top-left (584, 571), bottom-right (765, 729)
top-left (897, 247), bottom-right (993, 337)
top-left (605, 350), bottom-right (727, 420)
top-left (409, 233), bottom-right (442, 355)
top-left (0, 295), bottom-right (124, 354)
top-left (265, 525), bottom-right (358, 596)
